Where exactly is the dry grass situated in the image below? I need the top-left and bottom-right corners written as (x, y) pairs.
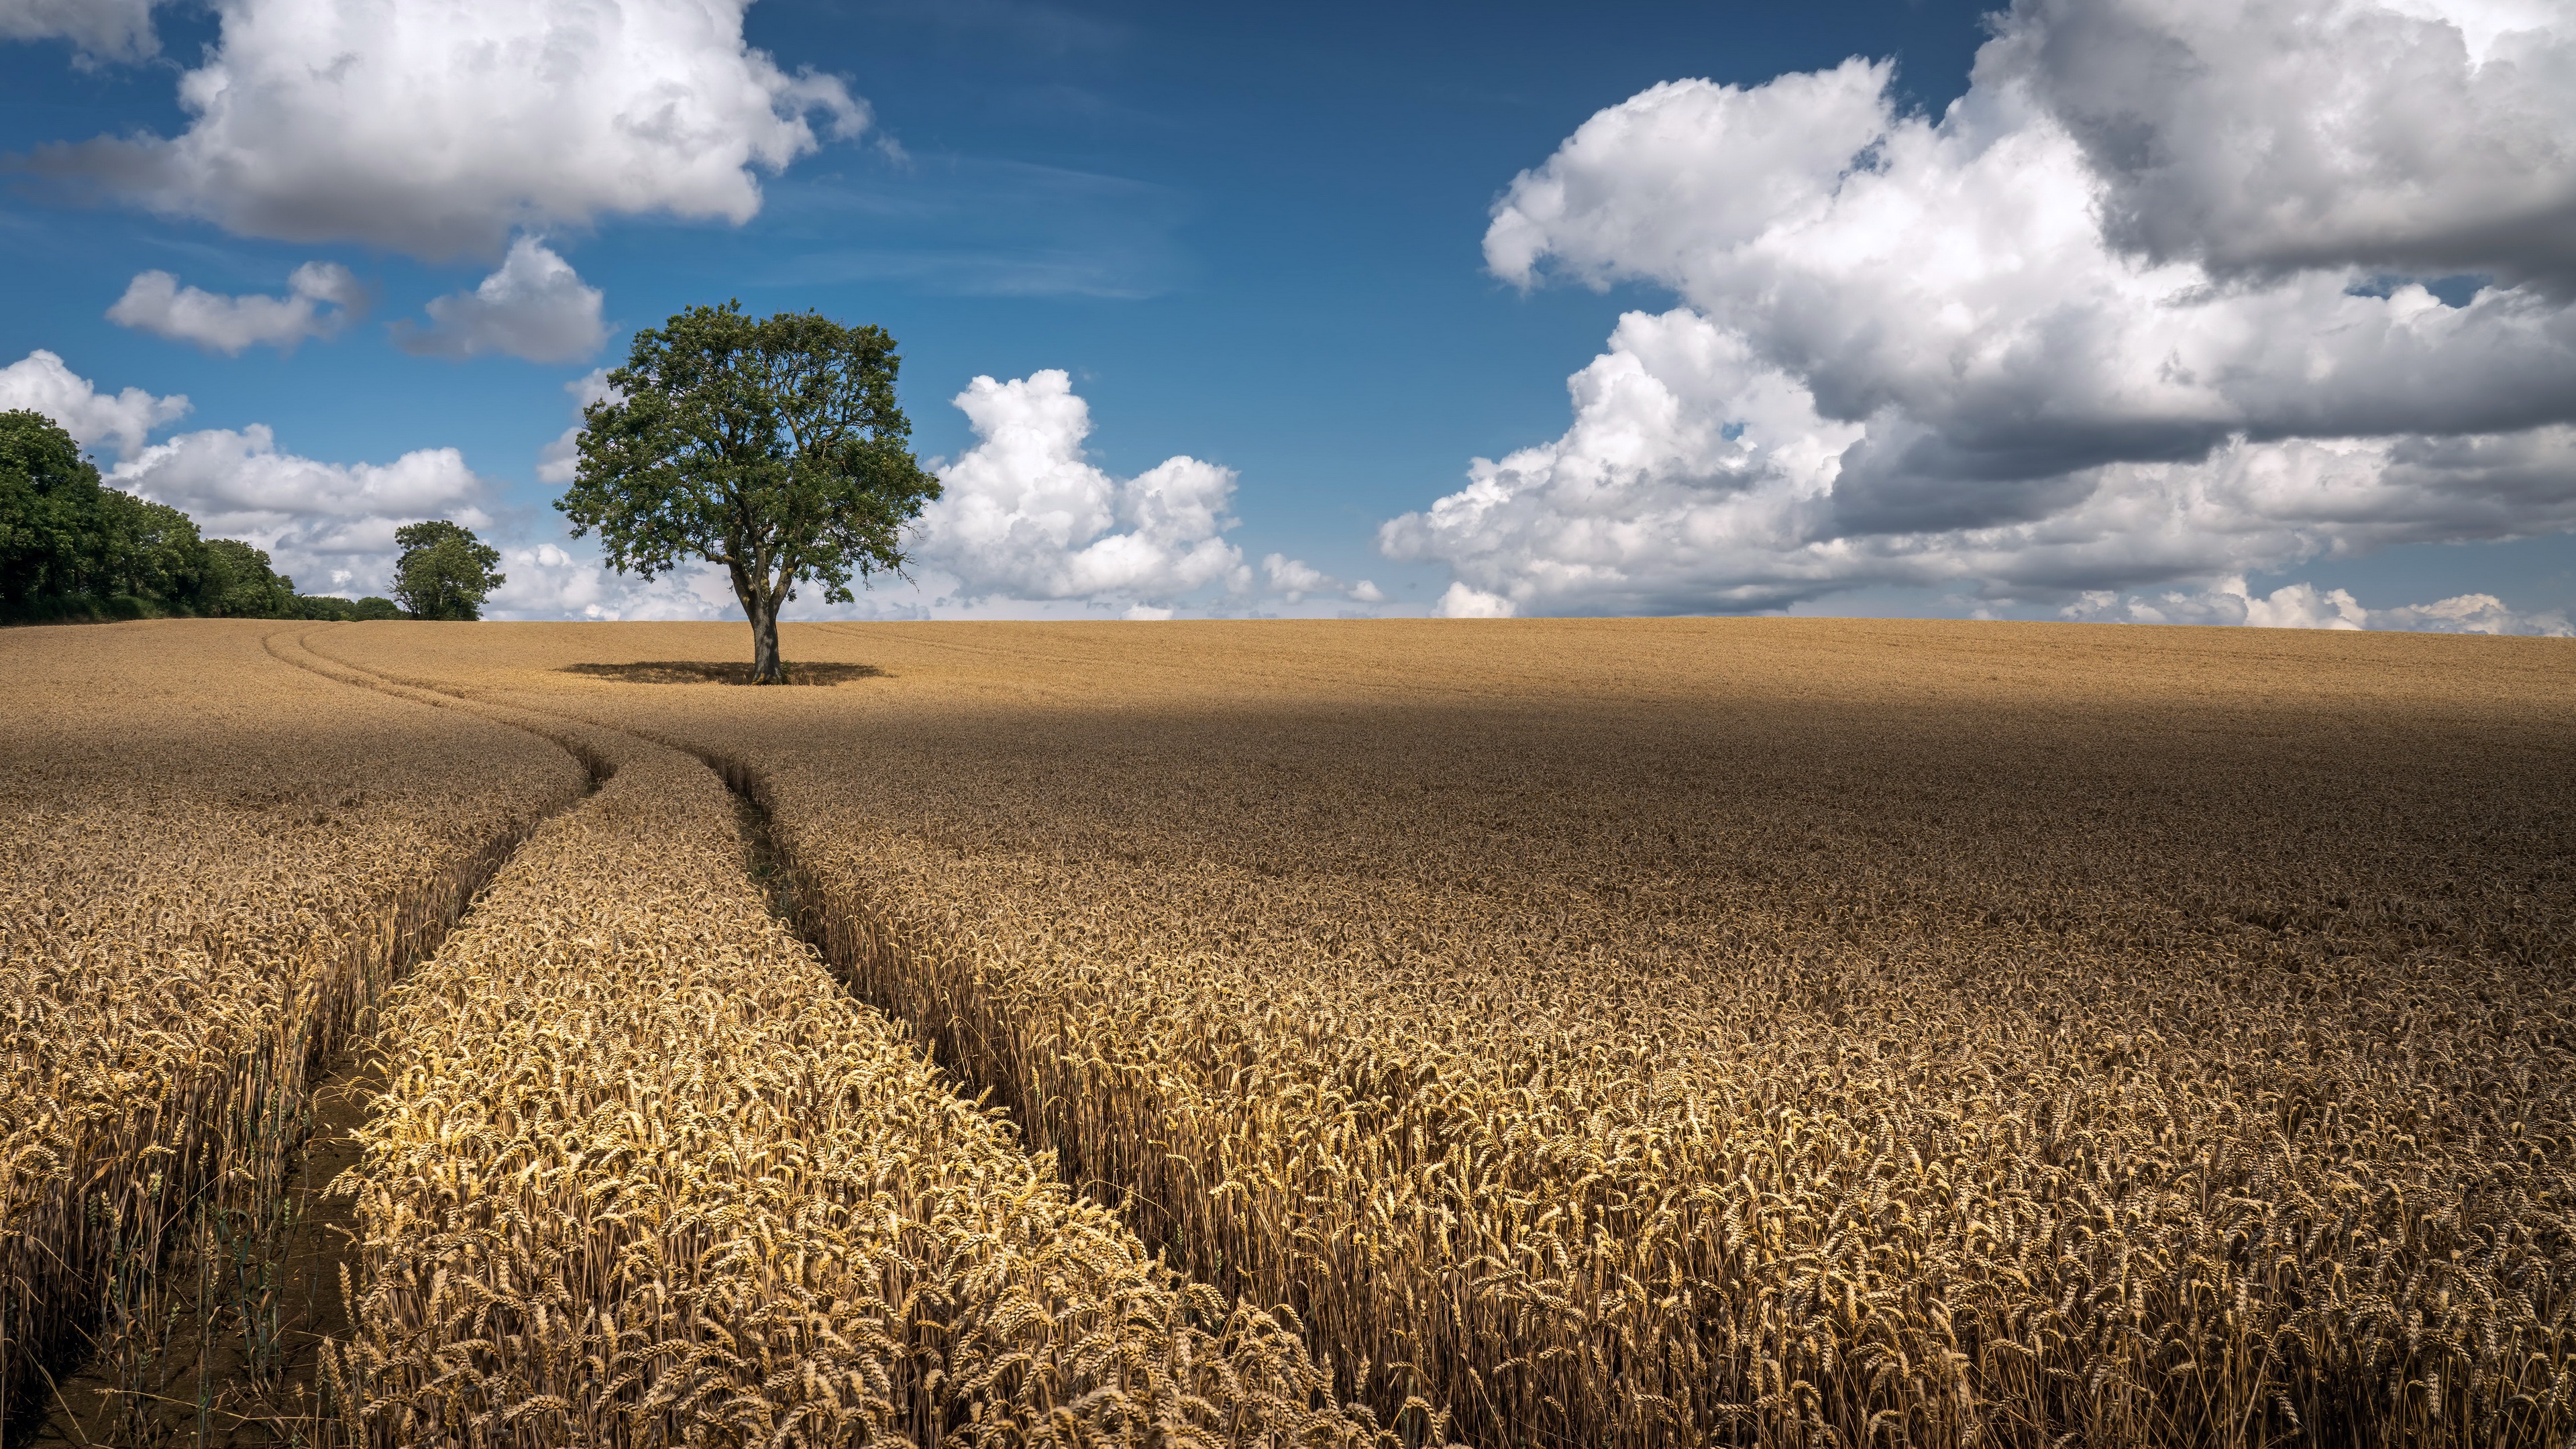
top-left (0, 621), bottom-right (582, 1442)
top-left (322, 616), bottom-right (2576, 1449)
top-left (299, 642), bottom-right (1408, 1448)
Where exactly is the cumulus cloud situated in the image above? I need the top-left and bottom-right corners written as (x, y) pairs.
top-left (107, 261), bottom-right (366, 355)
top-left (1260, 552), bottom-right (1332, 602)
top-left (1998, 0), bottom-right (2576, 288)
top-left (111, 423), bottom-right (491, 590)
top-left (0, 348), bottom-right (189, 460)
top-left (1438, 582), bottom-right (1516, 619)
top-left (1254, 551), bottom-right (1379, 606)
top-left (395, 237), bottom-right (606, 363)
top-left (3, 347), bottom-right (500, 594)
top-left (26, 0), bottom-right (868, 260)
top-left (0, 0), bottom-right (162, 63)
top-left (484, 541), bottom-right (739, 621)
top-left (914, 370), bottom-right (1247, 608)
top-left (536, 368), bottom-right (621, 484)
top-left (1390, 0), bottom-right (2576, 621)
top-left (2066, 578), bottom-right (2573, 635)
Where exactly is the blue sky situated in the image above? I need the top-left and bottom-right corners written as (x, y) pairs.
top-left (4, 0), bottom-right (2573, 631)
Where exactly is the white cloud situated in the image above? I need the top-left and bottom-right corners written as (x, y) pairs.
top-left (1438, 582), bottom-right (1516, 619)
top-left (395, 237), bottom-right (606, 363)
top-left (915, 370), bottom-right (1246, 608)
top-left (2241, 582), bottom-right (2370, 631)
top-left (1997, 0), bottom-right (2576, 288)
top-left (1347, 579), bottom-right (1386, 604)
top-left (2375, 593), bottom-right (2573, 635)
top-left (0, 0), bottom-right (161, 63)
top-left (111, 424), bottom-right (491, 590)
top-left (107, 261), bottom-right (366, 355)
top-left (2066, 578), bottom-right (2573, 635)
top-left (1392, 0), bottom-right (2576, 618)
top-left (1260, 551), bottom-right (1359, 604)
top-left (484, 541), bottom-right (738, 621)
top-left (537, 367), bottom-right (621, 484)
top-left (29, 0), bottom-right (869, 260)
top-left (0, 348), bottom-right (189, 461)
top-left (1261, 552), bottom-right (1328, 594)
top-left (1, 351), bottom-right (489, 593)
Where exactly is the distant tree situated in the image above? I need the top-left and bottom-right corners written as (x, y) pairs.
top-left (290, 593), bottom-right (403, 621)
top-left (558, 302), bottom-right (939, 684)
top-left (103, 493), bottom-right (213, 607)
top-left (392, 520), bottom-right (504, 621)
top-left (1, 409), bottom-right (114, 613)
top-left (5, 409), bottom-right (424, 625)
top-left (201, 538), bottom-right (297, 618)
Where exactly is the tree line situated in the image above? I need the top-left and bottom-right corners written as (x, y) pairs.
top-left (2, 409), bottom-right (504, 625)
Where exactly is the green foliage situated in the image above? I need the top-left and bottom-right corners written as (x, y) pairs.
top-left (201, 538), bottom-right (298, 618)
top-left (3, 409), bottom-right (123, 612)
top-left (2, 408), bottom-right (413, 625)
top-left (557, 301), bottom-right (938, 682)
top-left (392, 520), bottom-right (504, 621)
top-left (286, 594), bottom-right (396, 621)
top-left (103, 493), bottom-right (214, 606)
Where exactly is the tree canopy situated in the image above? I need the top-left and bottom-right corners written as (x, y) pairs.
top-left (558, 302), bottom-right (939, 683)
top-left (1, 409), bottom-right (405, 624)
top-left (393, 520), bottom-right (505, 621)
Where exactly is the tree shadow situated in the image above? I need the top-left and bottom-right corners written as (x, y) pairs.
top-left (557, 661), bottom-right (886, 686)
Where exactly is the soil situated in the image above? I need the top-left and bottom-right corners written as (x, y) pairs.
top-left (12, 1061), bottom-right (379, 1449)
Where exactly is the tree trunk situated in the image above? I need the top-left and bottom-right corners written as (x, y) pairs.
top-left (749, 594), bottom-right (784, 684)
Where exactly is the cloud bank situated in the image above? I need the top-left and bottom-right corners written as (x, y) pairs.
top-left (27, 0), bottom-right (868, 260)
top-left (914, 370), bottom-right (1249, 610)
top-left (394, 237), bottom-right (606, 364)
top-left (2065, 578), bottom-right (2570, 636)
top-left (3, 349), bottom-right (486, 596)
top-left (0, 349), bottom-right (190, 460)
top-left (1387, 0), bottom-right (2576, 627)
top-left (111, 425), bottom-right (490, 591)
top-left (107, 261), bottom-right (366, 355)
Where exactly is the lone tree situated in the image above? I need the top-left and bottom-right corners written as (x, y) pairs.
top-left (393, 520), bottom-right (504, 620)
top-left (557, 303), bottom-right (938, 684)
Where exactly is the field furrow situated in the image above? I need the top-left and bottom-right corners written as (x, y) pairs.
top-left (319, 671), bottom-right (1418, 1448)
top-left (301, 617), bottom-right (2576, 1447)
top-left (0, 622), bottom-right (586, 1440)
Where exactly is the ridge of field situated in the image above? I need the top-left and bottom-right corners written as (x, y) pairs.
top-left (0, 621), bottom-right (585, 1440)
top-left (319, 618), bottom-right (2576, 1448)
top-left (306, 651), bottom-right (1417, 1449)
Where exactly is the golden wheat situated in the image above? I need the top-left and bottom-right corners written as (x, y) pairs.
top-left (0, 621), bottom-right (583, 1441)
top-left (315, 616), bottom-right (2576, 1449)
top-left (297, 639), bottom-right (1416, 1449)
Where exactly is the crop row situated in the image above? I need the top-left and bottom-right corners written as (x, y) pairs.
top-left (593, 619), bottom-right (2575, 1449)
top-left (309, 672), bottom-right (1417, 1447)
top-left (0, 622), bottom-right (583, 1437)
top-left (288, 617), bottom-right (2576, 1447)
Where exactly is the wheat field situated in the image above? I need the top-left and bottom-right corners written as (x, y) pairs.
top-left (279, 637), bottom-right (1399, 1448)
top-left (318, 617), bottom-right (2576, 1448)
top-left (0, 622), bottom-right (582, 1440)
top-left (8, 616), bottom-right (2570, 1448)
